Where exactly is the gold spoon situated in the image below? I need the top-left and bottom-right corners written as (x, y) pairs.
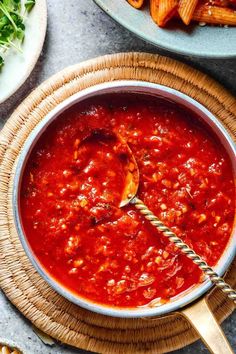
top-left (80, 129), bottom-right (236, 304)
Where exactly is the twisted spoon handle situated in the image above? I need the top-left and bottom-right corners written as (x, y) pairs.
top-left (131, 196), bottom-right (236, 304)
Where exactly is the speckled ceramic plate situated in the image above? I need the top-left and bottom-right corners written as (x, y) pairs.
top-left (94, 0), bottom-right (236, 58)
top-left (0, 0), bottom-right (47, 104)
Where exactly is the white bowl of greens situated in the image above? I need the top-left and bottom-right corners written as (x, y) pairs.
top-left (0, 0), bottom-right (47, 104)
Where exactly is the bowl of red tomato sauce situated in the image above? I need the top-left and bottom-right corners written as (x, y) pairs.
top-left (13, 81), bottom-right (236, 318)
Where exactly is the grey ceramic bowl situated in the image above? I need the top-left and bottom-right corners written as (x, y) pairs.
top-left (94, 0), bottom-right (236, 58)
top-left (13, 81), bottom-right (236, 318)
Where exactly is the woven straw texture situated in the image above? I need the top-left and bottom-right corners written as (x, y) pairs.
top-left (0, 53), bottom-right (235, 354)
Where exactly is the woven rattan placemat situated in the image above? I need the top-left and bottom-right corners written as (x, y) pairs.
top-left (0, 53), bottom-right (235, 353)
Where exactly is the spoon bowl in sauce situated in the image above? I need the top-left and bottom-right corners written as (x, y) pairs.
top-left (78, 128), bottom-right (139, 208)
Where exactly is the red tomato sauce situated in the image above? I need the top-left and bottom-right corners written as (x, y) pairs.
top-left (20, 94), bottom-right (235, 308)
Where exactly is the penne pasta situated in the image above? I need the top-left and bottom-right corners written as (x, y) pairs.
top-left (192, 4), bottom-right (236, 25)
top-left (178, 0), bottom-right (199, 25)
top-left (0, 346), bottom-right (20, 354)
top-left (150, 0), bottom-right (159, 24)
top-left (207, 0), bottom-right (230, 6)
top-left (125, 0), bottom-right (236, 27)
top-left (127, 0), bottom-right (145, 9)
top-left (1, 348), bottom-right (10, 354)
top-left (157, 0), bottom-right (178, 27)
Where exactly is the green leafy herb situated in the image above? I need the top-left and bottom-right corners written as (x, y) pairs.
top-left (0, 55), bottom-right (4, 69)
top-left (25, 0), bottom-right (35, 12)
top-left (0, 0), bottom-right (36, 69)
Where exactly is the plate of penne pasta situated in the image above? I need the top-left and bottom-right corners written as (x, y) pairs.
top-left (94, 0), bottom-right (236, 57)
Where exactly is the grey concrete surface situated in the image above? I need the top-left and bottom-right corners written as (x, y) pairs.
top-left (0, 0), bottom-right (235, 353)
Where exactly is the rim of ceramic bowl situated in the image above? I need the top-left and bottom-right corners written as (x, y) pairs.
top-left (13, 80), bottom-right (236, 318)
top-left (93, 0), bottom-right (236, 59)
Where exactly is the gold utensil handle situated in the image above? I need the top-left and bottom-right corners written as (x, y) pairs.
top-left (182, 298), bottom-right (234, 354)
top-left (131, 197), bottom-right (236, 304)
